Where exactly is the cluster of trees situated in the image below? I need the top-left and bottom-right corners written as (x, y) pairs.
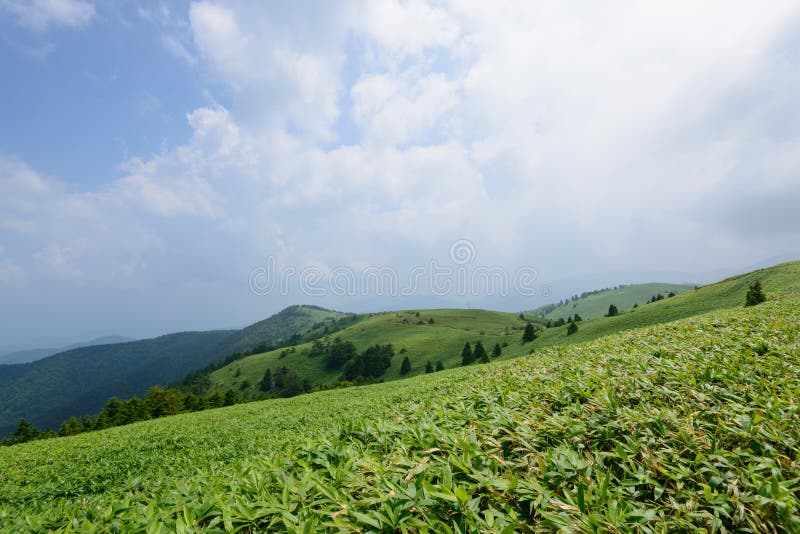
top-left (342, 344), bottom-right (395, 381)
top-left (545, 314), bottom-right (581, 328)
top-left (307, 336), bottom-right (396, 382)
top-left (646, 291), bottom-right (676, 304)
top-left (259, 366), bottom-right (312, 398)
top-left (461, 341), bottom-right (502, 366)
top-left (424, 360), bottom-right (445, 373)
top-left (2, 386), bottom-right (248, 446)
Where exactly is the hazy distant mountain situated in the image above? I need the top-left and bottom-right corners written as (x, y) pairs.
top-left (0, 336), bottom-right (133, 365)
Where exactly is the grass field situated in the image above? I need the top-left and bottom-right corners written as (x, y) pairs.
top-left (1, 264), bottom-right (798, 531)
top-left (210, 309), bottom-right (532, 394)
top-left (530, 261), bottom-right (800, 349)
top-left (528, 282), bottom-right (693, 321)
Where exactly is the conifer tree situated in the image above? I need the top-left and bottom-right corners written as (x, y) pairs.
top-left (461, 342), bottom-right (475, 365)
top-left (567, 322), bottom-right (578, 335)
top-left (522, 322), bottom-right (537, 342)
top-left (474, 341), bottom-right (489, 363)
top-left (745, 280), bottom-right (766, 306)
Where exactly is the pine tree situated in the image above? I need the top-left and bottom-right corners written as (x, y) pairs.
top-left (606, 304), bottom-right (619, 317)
top-left (461, 342), bottom-right (475, 365)
top-left (745, 280), bottom-right (766, 306)
top-left (435, 360), bottom-right (445, 372)
top-left (492, 343), bottom-right (502, 357)
top-left (400, 356), bottom-right (412, 375)
top-left (474, 341), bottom-right (489, 363)
top-left (259, 368), bottom-right (273, 392)
top-left (522, 322), bottom-right (537, 342)
top-left (425, 360), bottom-right (434, 373)
top-left (567, 322), bottom-right (578, 335)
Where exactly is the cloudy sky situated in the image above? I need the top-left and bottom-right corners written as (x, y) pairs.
top-left (1, 0), bottom-right (799, 347)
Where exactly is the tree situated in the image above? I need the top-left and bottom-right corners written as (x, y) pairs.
top-left (522, 322), bottom-right (537, 343)
top-left (425, 360), bottom-right (434, 373)
top-left (606, 304), bottom-right (619, 317)
top-left (400, 356), bottom-right (412, 375)
top-left (573, 314), bottom-right (582, 322)
top-left (435, 361), bottom-right (445, 372)
top-left (13, 418), bottom-right (39, 444)
top-left (492, 343), bottom-right (502, 358)
top-left (461, 342), bottom-right (474, 365)
top-left (745, 280), bottom-right (766, 307)
top-left (327, 337), bottom-right (358, 369)
top-left (518, 312), bottom-right (525, 320)
top-left (260, 368), bottom-right (273, 392)
top-left (567, 322), bottom-right (578, 335)
top-left (474, 341), bottom-right (489, 363)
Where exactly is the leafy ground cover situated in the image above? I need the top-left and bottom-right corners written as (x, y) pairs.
top-left (1, 289), bottom-right (798, 531)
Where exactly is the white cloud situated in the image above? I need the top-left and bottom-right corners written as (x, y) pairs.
top-left (358, 0), bottom-right (460, 58)
top-left (1, 0), bottom-right (95, 31)
top-left (3, 1), bottom-right (800, 345)
top-left (352, 73), bottom-right (459, 145)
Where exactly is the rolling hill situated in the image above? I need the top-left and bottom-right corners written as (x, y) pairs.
top-left (209, 309), bottom-right (533, 395)
top-left (529, 260), bottom-right (800, 349)
top-left (1, 264), bottom-right (797, 531)
top-left (0, 305), bottom-right (345, 437)
top-left (527, 282), bottom-right (693, 321)
top-left (206, 262), bottom-right (797, 397)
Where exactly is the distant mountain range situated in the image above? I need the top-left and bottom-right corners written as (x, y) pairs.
top-left (0, 336), bottom-right (133, 365)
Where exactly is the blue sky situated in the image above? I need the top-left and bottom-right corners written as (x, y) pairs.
top-left (1, 1), bottom-right (799, 348)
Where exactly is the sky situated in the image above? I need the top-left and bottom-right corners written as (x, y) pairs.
top-left (1, 0), bottom-right (799, 348)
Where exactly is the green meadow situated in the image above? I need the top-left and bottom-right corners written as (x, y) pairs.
top-left (1, 262), bottom-right (798, 531)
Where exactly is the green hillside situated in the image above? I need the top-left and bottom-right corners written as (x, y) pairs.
top-left (528, 282), bottom-right (693, 321)
top-left (210, 309), bottom-right (532, 394)
top-left (1, 277), bottom-right (797, 530)
top-left (208, 263), bottom-right (798, 395)
top-left (530, 260), bottom-right (800, 349)
top-left (0, 305), bottom-right (345, 437)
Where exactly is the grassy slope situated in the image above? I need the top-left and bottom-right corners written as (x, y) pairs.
top-left (531, 261), bottom-right (800, 349)
top-left (210, 309), bottom-right (531, 393)
top-left (529, 282), bottom-right (693, 321)
top-left (210, 263), bottom-right (798, 394)
top-left (1, 279), bottom-right (798, 530)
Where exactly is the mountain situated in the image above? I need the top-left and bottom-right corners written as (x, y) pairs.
top-left (526, 282), bottom-right (694, 321)
top-left (0, 336), bottom-right (133, 365)
top-left (1, 262), bottom-right (797, 530)
top-left (0, 305), bottom-right (345, 437)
